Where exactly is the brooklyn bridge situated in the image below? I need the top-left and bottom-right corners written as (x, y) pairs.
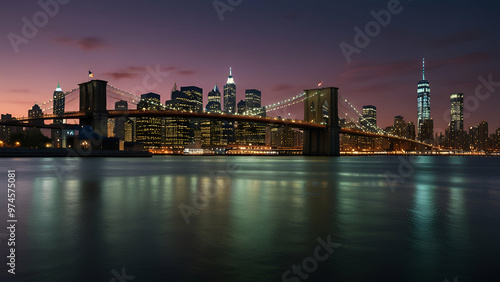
top-left (1, 79), bottom-right (437, 156)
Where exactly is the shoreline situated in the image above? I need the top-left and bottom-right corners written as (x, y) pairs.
top-left (0, 148), bottom-right (152, 158)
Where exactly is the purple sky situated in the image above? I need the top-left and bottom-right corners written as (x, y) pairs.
top-left (1, 0), bottom-right (499, 133)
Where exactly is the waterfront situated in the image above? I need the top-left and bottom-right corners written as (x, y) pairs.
top-left (0, 156), bottom-right (499, 281)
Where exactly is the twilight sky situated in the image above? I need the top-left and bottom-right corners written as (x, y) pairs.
top-left (1, 0), bottom-right (499, 133)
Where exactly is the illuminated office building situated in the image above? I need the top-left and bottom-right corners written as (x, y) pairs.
top-left (224, 68), bottom-right (236, 114)
top-left (113, 100), bottom-right (128, 140)
top-left (206, 84), bottom-right (222, 113)
top-left (361, 105), bottom-right (377, 132)
top-left (245, 89), bottom-right (261, 112)
top-left (52, 82), bottom-right (65, 147)
top-left (271, 126), bottom-right (295, 148)
top-left (392, 116), bottom-right (407, 138)
top-left (417, 58), bottom-right (432, 141)
top-left (163, 84), bottom-right (190, 149)
top-left (136, 93), bottom-right (162, 149)
top-left (449, 93), bottom-right (466, 150)
top-left (237, 100), bottom-right (246, 114)
top-left (223, 68), bottom-right (236, 143)
top-left (201, 84), bottom-right (224, 147)
top-left (243, 89), bottom-right (265, 145)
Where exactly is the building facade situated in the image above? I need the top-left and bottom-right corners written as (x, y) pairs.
top-left (361, 105), bottom-right (377, 132)
top-left (417, 58), bottom-right (432, 142)
top-left (223, 68), bottom-right (236, 143)
top-left (136, 93), bottom-right (162, 149)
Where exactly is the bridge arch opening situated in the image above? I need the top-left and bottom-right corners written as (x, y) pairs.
top-left (322, 101), bottom-right (329, 125)
top-left (309, 102), bottom-right (316, 122)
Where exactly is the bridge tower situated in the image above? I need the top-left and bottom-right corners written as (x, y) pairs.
top-left (303, 87), bottom-right (340, 156)
top-left (78, 80), bottom-right (108, 137)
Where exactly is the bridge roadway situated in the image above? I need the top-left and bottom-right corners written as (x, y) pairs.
top-left (11, 110), bottom-right (436, 149)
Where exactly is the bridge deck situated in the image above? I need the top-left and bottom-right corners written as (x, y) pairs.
top-left (9, 110), bottom-right (436, 149)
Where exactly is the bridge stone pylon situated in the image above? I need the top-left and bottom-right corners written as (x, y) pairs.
top-left (303, 87), bottom-right (340, 156)
top-left (78, 80), bottom-right (108, 137)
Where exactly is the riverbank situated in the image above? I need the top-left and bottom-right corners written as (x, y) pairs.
top-left (0, 148), bottom-right (152, 157)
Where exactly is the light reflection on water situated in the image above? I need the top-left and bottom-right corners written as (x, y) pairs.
top-left (0, 156), bottom-right (499, 281)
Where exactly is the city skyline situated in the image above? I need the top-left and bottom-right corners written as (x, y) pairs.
top-left (1, 1), bottom-right (499, 132)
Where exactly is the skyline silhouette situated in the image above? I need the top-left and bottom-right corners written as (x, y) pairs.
top-left (1, 0), bottom-right (499, 131)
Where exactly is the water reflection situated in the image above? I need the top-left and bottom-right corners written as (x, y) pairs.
top-left (1, 156), bottom-right (499, 281)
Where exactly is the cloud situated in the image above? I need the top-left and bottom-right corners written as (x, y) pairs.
top-left (103, 66), bottom-right (143, 81)
top-left (103, 65), bottom-right (183, 81)
top-left (105, 71), bottom-right (140, 80)
top-left (431, 29), bottom-right (484, 47)
top-left (53, 36), bottom-right (109, 51)
top-left (9, 89), bottom-right (32, 93)
top-left (270, 84), bottom-right (295, 92)
top-left (177, 70), bottom-right (196, 76)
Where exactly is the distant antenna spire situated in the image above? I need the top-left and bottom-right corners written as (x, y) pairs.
top-left (55, 81), bottom-right (62, 91)
top-left (226, 68), bottom-right (235, 84)
top-left (172, 82), bottom-right (178, 92)
top-left (422, 58), bottom-right (425, 80)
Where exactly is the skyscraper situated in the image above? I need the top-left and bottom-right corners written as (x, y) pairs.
top-left (181, 86), bottom-right (203, 113)
top-left (223, 68), bottom-right (236, 143)
top-left (0, 114), bottom-right (19, 143)
top-left (243, 89), bottom-right (265, 145)
top-left (478, 121), bottom-right (489, 151)
top-left (53, 82), bottom-right (65, 124)
top-left (417, 58), bottom-right (432, 140)
top-left (136, 93), bottom-right (162, 149)
top-left (28, 103), bottom-right (44, 131)
top-left (201, 84), bottom-right (224, 148)
top-left (450, 93), bottom-right (464, 132)
top-left (164, 84), bottom-right (190, 150)
top-left (449, 93), bottom-right (465, 150)
top-left (245, 89), bottom-right (261, 112)
top-left (206, 84), bottom-right (222, 113)
top-left (237, 100), bottom-right (246, 114)
top-left (113, 100), bottom-right (128, 140)
top-left (180, 86), bottom-right (203, 143)
top-left (224, 68), bottom-right (236, 114)
top-left (361, 105), bottom-right (377, 132)
top-left (392, 116), bottom-right (407, 138)
top-left (52, 82), bottom-right (65, 147)
top-left (407, 122), bottom-right (416, 140)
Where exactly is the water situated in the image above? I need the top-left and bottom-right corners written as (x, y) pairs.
top-left (0, 156), bottom-right (499, 281)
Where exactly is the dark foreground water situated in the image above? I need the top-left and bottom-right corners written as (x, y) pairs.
top-left (0, 156), bottom-right (499, 282)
